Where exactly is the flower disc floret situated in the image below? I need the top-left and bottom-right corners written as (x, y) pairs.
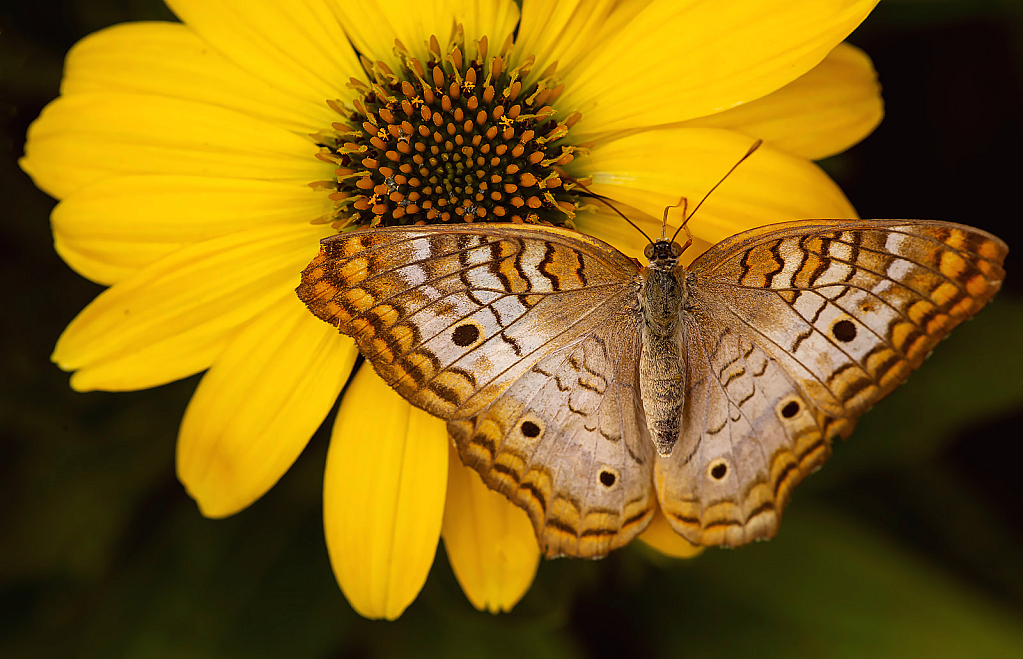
top-left (313, 31), bottom-right (585, 229)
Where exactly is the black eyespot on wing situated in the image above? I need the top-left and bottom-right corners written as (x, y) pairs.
top-left (832, 319), bottom-right (857, 343)
top-left (452, 323), bottom-right (480, 347)
top-left (599, 470), bottom-right (616, 487)
top-left (521, 420), bottom-right (541, 438)
top-left (710, 463), bottom-right (728, 480)
top-left (781, 400), bottom-right (800, 418)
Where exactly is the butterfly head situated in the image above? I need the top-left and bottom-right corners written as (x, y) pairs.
top-left (644, 240), bottom-right (685, 270)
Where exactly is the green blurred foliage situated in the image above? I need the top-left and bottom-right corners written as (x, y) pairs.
top-left (2, 0), bottom-right (1023, 657)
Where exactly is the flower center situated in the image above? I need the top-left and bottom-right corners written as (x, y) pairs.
top-left (312, 30), bottom-right (586, 230)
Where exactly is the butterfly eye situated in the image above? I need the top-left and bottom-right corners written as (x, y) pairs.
top-left (644, 243), bottom-right (655, 260)
top-left (707, 459), bottom-right (729, 481)
top-left (831, 318), bottom-right (858, 343)
top-left (598, 469), bottom-right (618, 488)
top-left (670, 241), bottom-right (684, 257)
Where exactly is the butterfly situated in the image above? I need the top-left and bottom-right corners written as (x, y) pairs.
top-left (297, 217), bottom-right (1007, 558)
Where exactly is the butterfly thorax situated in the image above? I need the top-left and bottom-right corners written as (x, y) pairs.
top-left (638, 241), bottom-right (690, 457)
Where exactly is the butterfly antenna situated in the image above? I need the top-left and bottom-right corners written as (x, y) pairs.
top-left (670, 139), bottom-right (763, 244)
top-left (561, 174), bottom-right (654, 245)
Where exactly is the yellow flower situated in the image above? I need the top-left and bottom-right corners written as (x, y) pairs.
top-left (21, 0), bottom-right (882, 619)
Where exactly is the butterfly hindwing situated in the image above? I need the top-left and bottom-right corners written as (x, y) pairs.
top-left (449, 297), bottom-right (657, 558)
top-left (655, 310), bottom-right (849, 546)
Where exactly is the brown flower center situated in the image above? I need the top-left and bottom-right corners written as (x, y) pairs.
top-left (312, 30), bottom-right (586, 230)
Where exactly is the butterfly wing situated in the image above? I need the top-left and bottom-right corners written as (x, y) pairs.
top-left (298, 224), bottom-right (656, 557)
top-left (449, 302), bottom-right (656, 558)
top-left (657, 219), bottom-right (1007, 546)
top-left (299, 224), bottom-right (639, 418)
top-left (655, 309), bottom-right (848, 546)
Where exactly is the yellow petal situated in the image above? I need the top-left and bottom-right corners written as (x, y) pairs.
top-left (513, 0), bottom-right (615, 83)
top-left (576, 127), bottom-right (857, 248)
top-left (61, 21), bottom-right (338, 135)
top-left (638, 510), bottom-right (705, 559)
top-left (165, 0), bottom-right (361, 110)
top-left (332, 0), bottom-right (519, 70)
top-left (684, 43), bottom-right (883, 160)
top-left (514, 0), bottom-right (651, 87)
top-left (441, 440), bottom-right (539, 613)
top-left (52, 175), bottom-right (333, 285)
top-left (451, 0), bottom-right (521, 56)
top-left (177, 295), bottom-right (357, 517)
top-left (20, 93), bottom-right (329, 200)
top-left (53, 222), bottom-right (332, 392)
top-left (562, 0), bottom-right (879, 138)
top-left (325, 367), bottom-right (448, 620)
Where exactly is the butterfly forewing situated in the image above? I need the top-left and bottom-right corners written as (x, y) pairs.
top-left (299, 224), bottom-right (640, 422)
top-left (690, 220), bottom-right (1007, 418)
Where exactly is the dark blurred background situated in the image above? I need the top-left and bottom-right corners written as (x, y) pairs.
top-left (2, 1), bottom-right (1022, 656)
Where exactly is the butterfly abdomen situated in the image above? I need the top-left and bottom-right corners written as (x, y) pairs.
top-left (639, 266), bottom-right (689, 456)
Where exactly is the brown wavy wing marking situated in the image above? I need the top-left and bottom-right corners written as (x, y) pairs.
top-left (448, 298), bottom-right (656, 559)
top-left (655, 310), bottom-right (851, 547)
top-left (690, 220), bottom-right (1007, 419)
top-left (296, 223), bottom-right (640, 421)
